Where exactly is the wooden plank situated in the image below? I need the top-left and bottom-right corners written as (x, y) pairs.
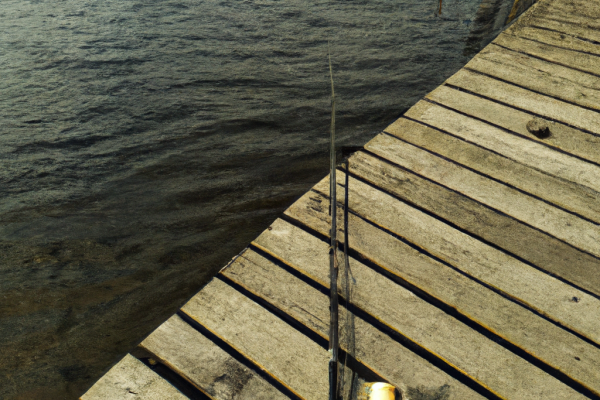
top-left (506, 0), bottom-right (600, 52)
top-left (493, 33), bottom-right (600, 78)
top-left (511, 0), bottom-right (600, 43)
top-left (426, 84), bottom-right (600, 166)
top-left (222, 249), bottom-right (485, 400)
top-left (445, 68), bottom-right (600, 135)
top-left (275, 200), bottom-right (588, 399)
top-left (180, 278), bottom-right (329, 400)
top-left (253, 218), bottom-right (600, 396)
top-left (378, 122), bottom-right (600, 259)
top-left (140, 314), bottom-right (287, 400)
top-left (466, 42), bottom-right (600, 112)
top-left (81, 354), bottom-right (188, 400)
top-left (536, 0), bottom-right (600, 22)
top-left (312, 163), bottom-right (600, 346)
top-left (508, 25), bottom-right (600, 57)
top-left (347, 150), bottom-right (600, 299)
top-left (524, 15), bottom-right (600, 45)
top-left (405, 99), bottom-right (600, 196)
top-left (401, 103), bottom-right (600, 221)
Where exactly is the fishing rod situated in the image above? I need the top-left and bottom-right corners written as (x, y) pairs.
top-left (328, 44), bottom-right (340, 400)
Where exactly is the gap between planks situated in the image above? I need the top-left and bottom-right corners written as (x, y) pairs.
top-left (311, 165), bottom-right (600, 347)
top-left (221, 248), bottom-right (486, 400)
top-left (275, 186), bottom-right (600, 396)
top-left (256, 213), bottom-right (590, 399)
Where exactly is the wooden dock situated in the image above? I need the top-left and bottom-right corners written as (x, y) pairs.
top-left (81, 0), bottom-right (600, 398)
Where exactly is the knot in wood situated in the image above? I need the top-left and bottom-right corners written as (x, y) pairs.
top-left (526, 117), bottom-right (551, 139)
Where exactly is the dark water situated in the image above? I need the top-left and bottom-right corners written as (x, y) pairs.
top-left (0, 0), bottom-right (512, 398)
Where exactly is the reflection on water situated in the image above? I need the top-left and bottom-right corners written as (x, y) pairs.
top-left (464, 0), bottom-right (514, 56)
top-left (0, 0), bottom-right (513, 398)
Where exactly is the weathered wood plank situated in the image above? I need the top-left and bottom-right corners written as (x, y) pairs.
top-left (524, 15), bottom-right (600, 45)
top-left (405, 99), bottom-right (600, 195)
top-left (278, 188), bottom-right (600, 393)
top-left (81, 354), bottom-right (188, 400)
top-left (493, 33), bottom-right (600, 78)
top-left (445, 68), bottom-right (600, 135)
top-left (222, 249), bottom-right (485, 400)
top-left (507, 25), bottom-right (600, 57)
top-left (401, 103), bottom-right (600, 220)
top-left (373, 126), bottom-right (600, 259)
top-left (509, 0), bottom-right (600, 43)
top-left (253, 217), bottom-right (600, 396)
top-left (180, 278), bottom-right (329, 400)
top-left (274, 202), bottom-right (588, 399)
top-left (312, 164), bottom-right (600, 346)
top-left (426, 84), bottom-right (600, 166)
top-left (140, 314), bottom-right (287, 400)
top-left (466, 42), bottom-right (600, 112)
top-left (536, 0), bottom-right (600, 22)
top-left (347, 150), bottom-right (600, 299)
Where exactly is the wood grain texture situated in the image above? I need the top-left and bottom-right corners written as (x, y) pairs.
top-left (533, 0), bottom-right (600, 24)
top-left (445, 68), bottom-right (600, 135)
top-left (276, 183), bottom-right (600, 393)
top-left (493, 33), bottom-right (600, 78)
top-left (426, 84), bottom-right (600, 166)
top-left (347, 150), bottom-right (600, 299)
top-left (466, 42), bottom-right (600, 112)
top-left (523, 15), bottom-right (600, 44)
top-left (504, 0), bottom-right (600, 50)
top-left (254, 216), bottom-right (600, 396)
top-left (180, 278), bottom-right (329, 400)
top-left (222, 249), bottom-right (485, 400)
top-left (81, 354), bottom-right (188, 400)
top-left (405, 100), bottom-right (600, 196)
top-left (400, 105), bottom-right (600, 223)
top-left (276, 200), bottom-right (588, 399)
top-left (367, 130), bottom-right (600, 260)
top-left (507, 0), bottom-right (600, 45)
top-left (508, 24), bottom-right (600, 56)
top-left (140, 315), bottom-right (287, 400)
top-left (546, 0), bottom-right (600, 16)
top-left (506, 0), bottom-right (600, 49)
top-left (312, 164), bottom-right (600, 346)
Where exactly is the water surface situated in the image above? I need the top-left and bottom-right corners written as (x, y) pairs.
top-left (0, 0), bottom-right (512, 398)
